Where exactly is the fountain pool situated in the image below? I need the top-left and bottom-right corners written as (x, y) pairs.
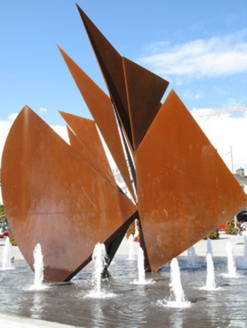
top-left (0, 253), bottom-right (247, 327)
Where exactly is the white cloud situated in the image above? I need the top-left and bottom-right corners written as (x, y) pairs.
top-left (51, 125), bottom-right (69, 144)
top-left (183, 90), bottom-right (203, 100)
top-left (0, 118), bottom-right (69, 204)
top-left (191, 108), bottom-right (247, 173)
top-left (8, 113), bottom-right (18, 121)
top-left (39, 107), bottom-right (47, 114)
top-left (138, 30), bottom-right (247, 81)
top-left (0, 116), bottom-right (69, 166)
top-left (0, 114), bottom-right (18, 204)
top-left (0, 113), bottom-right (18, 164)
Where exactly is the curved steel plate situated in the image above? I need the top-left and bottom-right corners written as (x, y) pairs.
top-left (1, 106), bottom-right (136, 282)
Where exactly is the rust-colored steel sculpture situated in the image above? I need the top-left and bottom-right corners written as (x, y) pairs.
top-left (1, 107), bottom-right (137, 282)
top-left (122, 57), bottom-right (169, 150)
top-left (58, 47), bottom-right (135, 200)
top-left (76, 5), bottom-right (133, 148)
top-left (60, 112), bottom-right (115, 185)
top-left (1, 4), bottom-right (246, 282)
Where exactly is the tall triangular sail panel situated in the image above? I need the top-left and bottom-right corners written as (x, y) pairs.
top-left (76, 4), bottom-right (133, 147)
top-left (58, 47), bottom-right (135, 200)
top-left (136, 90), bottom-right (247, 271)
top-left (122, 57), bottom-right (169, 150)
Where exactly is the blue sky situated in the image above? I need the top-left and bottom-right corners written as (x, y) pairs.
top-left (0, 0), bottom-right (247, 176)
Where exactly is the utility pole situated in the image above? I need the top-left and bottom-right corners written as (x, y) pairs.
top-left (230, 146), bottom-right (234, 174)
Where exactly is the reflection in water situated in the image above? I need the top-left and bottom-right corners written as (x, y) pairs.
top-left (30, 291), bottom-right (44, 319)
top-left (1, 237), bottom-right (13, 270)
top-left (170, 311), bottom-right (184, 328)
top-left (91, 300), bottom-right (104, 327)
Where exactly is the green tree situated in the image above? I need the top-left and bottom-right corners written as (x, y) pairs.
top-left (0, 205), bottom-right (8, 227)
top-left (0, 205), bottom-right (5, 216)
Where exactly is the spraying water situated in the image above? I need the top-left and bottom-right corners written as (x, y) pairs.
top-left (29, 243), bottom-right (47, 290)
top-left (158, 258), bottom-right (191, 308)
top-left (134, 219), bottom-right (139, 239)
top-left (199, 253), bottom-right (220, 291)
top-left (223, 241), bottom-right (238, 278)
top-left (170, 259), bottom-right (187, 305)
top-left (127, 234), bottom-right (134, 260)
top-left (85, 243), bottom-right (115, 298)
top-left (187, 246), bottom-right (197, 268)
top-left (132, 246), bottom-right (153, 285)
top-left (1, 236), bottom-right (13, 270)
top-left (198, 253), bottom-right (219, 291)
top-left (92, 243), bottom-right (107, 295)
top-left (137, 247), bottom-right (145, 284)
top-left (207, 239), bottom-right (212, 255)
top-left (205, 253), bottom-right (216, 289)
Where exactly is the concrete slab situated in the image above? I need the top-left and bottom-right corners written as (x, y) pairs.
top-left (0, 313), bottom-right (76, 328)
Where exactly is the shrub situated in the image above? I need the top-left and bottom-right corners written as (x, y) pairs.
top-left (204, 229), bottom-right (219, 240)
top-left (224, 218), bottom-right (235, 235)
top-left (0, 205), bottom-right (5, 216)
top-left (126, 220), bottom-right (140, 242)
top-left (9, 231), bottom-right (17, 246)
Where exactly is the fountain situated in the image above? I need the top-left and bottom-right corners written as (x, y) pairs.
top-left (206, 238), bottom-right (212, 255)
top-left (187, 246), bottom-right (197, 268)
top-left (136, 246), bottom-right (145, 284)
top-left (158, 258), bottom-right (191, 308)
top-left (134, 219), bottom-right (139, 239)
top-left (29, 243), bottom-right (47, 290)
top-left (127, 234), bottom-right (134, 260)
top-left (1, 236), bottom-right (13, 270)
top-left (1, 240), bottom-right (247, 327)
top-left (205, 253), bottom-right (216, 290)
top-left (200, 253), bottom-right (219, 290)
top-left (92, 243), bottom-right (107, 295)
top-left (131, 246), bottom-right (153, 285)
top-left (223, 241), bottom-right (238, 278)
top-left (85, 243), bottom-right (114, 298)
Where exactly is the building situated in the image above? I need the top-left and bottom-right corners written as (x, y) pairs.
top-left (234, 168), bottom-right (247, 194)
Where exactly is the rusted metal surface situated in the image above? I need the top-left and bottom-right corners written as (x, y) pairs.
top-left (122, 57), bottom-right (169, 150)
top-left (66, 125), bottom-right (116, 185)
top-left (136, 90), bottom-right (247, 271)
top-left (58, 47), bottom-right (135, 200)
top-left (76, 5), bottom-right (133, 147)
top-left (1, 106), bottom-right (137, 282)
top-left (60, 112), bottom-right (114, 185)
top-left (2, 6), bottom-right (247, 283)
